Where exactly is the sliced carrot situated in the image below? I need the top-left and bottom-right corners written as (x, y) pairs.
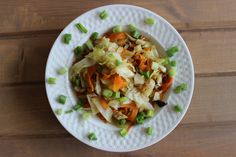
top-left (144, 47), bottom-right (150, 51)
top-left (99, 98), bottom-right (109, 110)
top-left (97, 113), bottom-right (107, 123)
top-left (160, 77), bottom-right (174, 93)
top-left (111, 74), bottom-right (126, 92)
top-left (121, 102), bottom-right (138, 123)
top-left (108, 32), bottom-right (126, 41)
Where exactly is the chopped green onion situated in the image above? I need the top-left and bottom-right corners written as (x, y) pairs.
top-left (57, 67), bottom-right (68, 75)
top-left (115, 60), bottom-right (122, 66)
top-left (58, 95), bottom-right (67, 104)
top-left (136, 112), bottom-right (145, 124)
top-left (142, 71), bottom-right (150, 79)
top-left (75, 23), bottom-right (88, 33)
top-left (55, 109), bottom-right (62, 115)
top-left (118, 119), bottom-right (126, 126)
top-left (47, 77), bottom-right (57, 84)
top-left (169, 60), bottom-right (176, 67)
top-left (88, 132), bottom-right (97, 140)
top-left (85, 39), bottom-right (93, 50)
top-left (146, 127), bottom-right (153, 135)
top-left (128, 24), bottom-right (136, 31)
top-left (72, 102), bottom-right (83, 111)
top-left (131, 30), bottom-right (140, 39)
top-left (63, 34), bottom-right (72, 44)
top-left (112, 91), bottom-right (120, 99)
top-left (65, 109), bottom-right (73, 114)
top-left (146, 110), bottom-right (155, 118)
top-left (112, 25), bottom-right (122, 33)
top-left (145, 18), bottom-right (156, 25)
top-left (119, 128), bottom-right (128, 137)
top-left (82, 111), bottom-right (91, 120)
top-left (174, 83), bottom-right (188, 94)
top-left (168, 68), bottom-right (176, 77)
top-left (102, 89), bottom-right (113, 98)
top-left (74, 46), bottom-right (84, 59)
top-left (173, 104), bottom-right (183, 112)
top-left (90, 32), bottom-right (99, 40)
top-left (99, 10), bottom-right (108, 20)
top-left (166, 46), bottom-right (179, 57)
top-left (118, 97), bottom-right (128, 103)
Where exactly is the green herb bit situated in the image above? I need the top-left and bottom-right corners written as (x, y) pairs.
top-left (115, 60), bottom-right (122, 66)
top-left (119, 128), bottom-right (128, 137)
top-left (99, 10), bottom-right (108, 20)
top-left (85, 39), bottom-right (94, 50)
top-left (142, 71), bottom-right (150, 79)
top-left (112, 25), bottom-right (122, 33)
top-left (63, 33), bottom-right (72, 44)
top-left (112, 91), bottom-right (120, 99)
top-left (118, 97), bottom-right (128, 104)
top-left (136, 112), bottom-right (145, 124)
top-left (88, 132), bottom-right (97, 140)
top-left (47, 77), bottom-right (57, 84)
top-left (173, 104), bottom-right (183, 112)
top-left (65, 109), bottom-right (73, 114)
top-left (57, 67), bottom-right (68, 75)
top-left (72, 102), bottom-right (83, 111)
top-left (90, 32), bottom-right (99, 40)
top-left (82, 111), bottom-right (91, 120)
top-left (74, 46), bottom-right (84, 59)
top-left (128, 24), bottom-right (136, 31)
top-left (166, 46), bottom-right (179, 57)
top-left (169, 60), bottom-right (176, 67)
top-left (102, 89), bottom-right (113, 98)
top-left (131, 30), bottom-right (140, 39)
top-left (145, 18), bottom-right (156, 25)
top-left (146, 110), bottom-right (155, 118)
top-left (174, 83), bottom-right (188, 94)
top-left (168, 68), bottom-right (176, 77)
top-left (58, 95), bottom-right (67, 104)
top-left (55, 108), bottom-right (62, 115)
top-left (76, 23), bottom-right (88, 33)
top-left (146, 127), bottom-right (153, 135)
top-left (118, 119), bottom-right (126, 126)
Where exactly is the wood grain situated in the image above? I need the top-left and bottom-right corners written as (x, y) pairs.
top-left (0, 76), bottom-right (236, 137)
top-left (1, 30), bottom-right (236, 84)
top-left (0, 122), bottom-right (235, 157)
top-left (0, 0), bottom-right (236, 34)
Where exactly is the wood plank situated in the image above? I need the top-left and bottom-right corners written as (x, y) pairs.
top-left (1, 29), bottom-right (236, 84)
top-left (0, 76), bottom-right (236, 136)
top-left (0, 122), bottom-right (235, 157)
top-left (1, 0), bottom-right (236, 34)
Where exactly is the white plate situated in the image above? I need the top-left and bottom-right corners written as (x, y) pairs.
top-left (45, 4), bottom-right (194, 152)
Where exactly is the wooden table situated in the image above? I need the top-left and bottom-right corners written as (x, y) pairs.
top-left (0, 0), bottom-right (236, 156)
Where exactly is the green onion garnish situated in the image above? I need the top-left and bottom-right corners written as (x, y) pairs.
top-left (131, 30), bottom-right (140, 39)
top-left (63, 34), bottom-right (72, 44)
top-left (58, 95), bottom-right (67, 104)
top-left (136, 112), bottom-right (145, 124)
top-left (99, 10), bottom-right (108, 20)
top-left (57, 67), bottom-right (68, 75)
top-left (168, 68), bottom-right (176, 77)
top-left (128, 24), bottom-right (137, 31)
top-left (173, 104), bottom-right (183, 112)
top-left (145, 18), bottom-right (155, 25)
top-left (72, 102), bottom-right (83, 111)
top-left (47, 77), bottom-right (57, 84)
top-left (166, 46), bottom-right (179, 57)
top-left (115, 60), bottom-right (122, 66)
top-left (146, 127), bottom-right (153, 135)
top-left (74, 46), bottom-right (84, 59)
top-left (90, 32), bottom-right (99, 40)
top-left (55, 109), bottom-right (62, 115)
top-left (82, 111), bottom-right (91, 120)
top-left (85, 39), bottom-right (94, 50)
top-left (118, 97), bottom-right (128, 104)
top-left (142, 71), bottom-right (150, 79)
top-left (112, 25), bottom-right (122, 33)
top-left (102, 89), bottom-right (113, 98)
top-left (88, 132), bottom-right (97, 140)
top-left (119, 128), bottom-right (128, 137)
top-left (75, 23), bottom-right (88, 33)
top-left (169, 60), bottom-right (176, 67)
top-left (112, 91), bottom-right (120, 99)
top-left (65, 109), bottom-right (73, 114)
top-left (118, 119), bottom-right (126, 126)
top-left (146, 110), bottom-right (154, 118)
top-left (174, 83), bottom-right (188, 94)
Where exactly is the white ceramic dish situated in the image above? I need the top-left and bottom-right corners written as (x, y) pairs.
top-left (45, 4), bottom-right (194, 152)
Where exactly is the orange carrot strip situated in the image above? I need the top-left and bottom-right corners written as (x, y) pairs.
top-left (161, 77), bottom-right (174, 93)
top-left (99, 98), bottom-right (109, 110)
top-left (121, 102), bottom-right (138, 123)
top-left (108, 32), bottom-right (126, 41)
top-left (111, 74), bottom-right (126, 92)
